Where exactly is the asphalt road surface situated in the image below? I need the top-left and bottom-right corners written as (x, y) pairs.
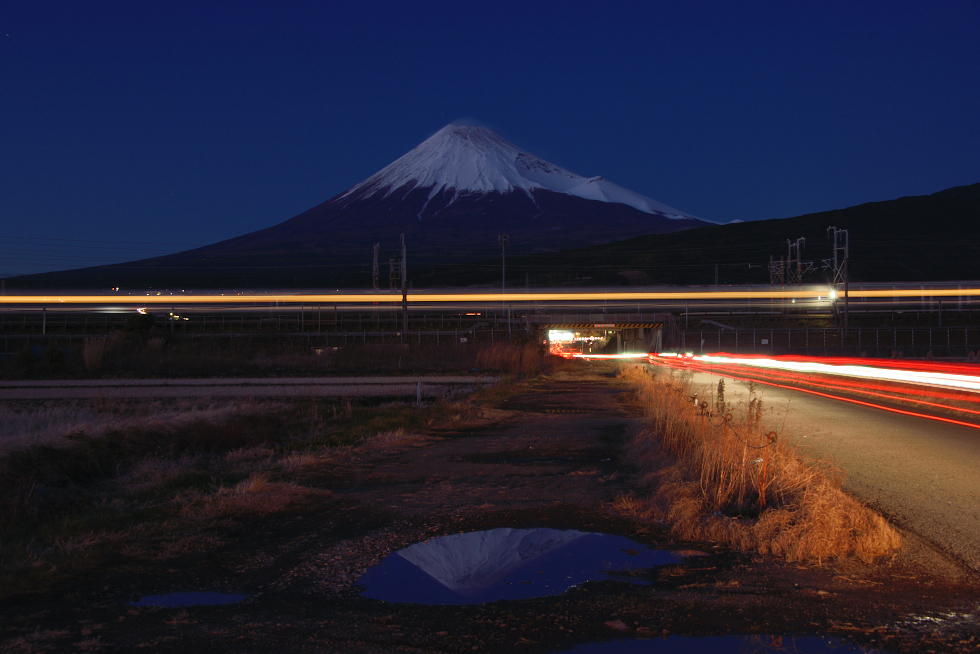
top-left (676, 367), bottom-right (980, 572)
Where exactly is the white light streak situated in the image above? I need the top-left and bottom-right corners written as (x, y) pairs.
top-left (682, 354), bottom-right (980, 394)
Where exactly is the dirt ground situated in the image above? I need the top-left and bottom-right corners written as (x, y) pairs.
top-left (2, 363), bottom-right (979, 653)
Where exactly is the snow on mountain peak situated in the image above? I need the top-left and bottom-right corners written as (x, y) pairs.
top-left (339, 124), bottom-right (696, 219)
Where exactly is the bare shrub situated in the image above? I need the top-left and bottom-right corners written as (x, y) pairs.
top-left (618, 363), bottom-right (902, 564)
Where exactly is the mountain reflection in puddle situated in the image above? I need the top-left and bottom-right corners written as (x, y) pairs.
top-left (563, 635), bottom-right (884, 653)
top-left (358, 528), bottom-right (680, 605)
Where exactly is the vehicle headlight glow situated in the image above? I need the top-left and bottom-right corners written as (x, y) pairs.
top-left (548, 330), bottom-right (576, 343)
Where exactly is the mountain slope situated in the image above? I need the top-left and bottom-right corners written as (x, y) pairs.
top-left (412, 182), bottom-right (980, 287)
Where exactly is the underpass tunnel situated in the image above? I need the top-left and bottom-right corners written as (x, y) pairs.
top-left (543, 322), bottom-right (663, 355)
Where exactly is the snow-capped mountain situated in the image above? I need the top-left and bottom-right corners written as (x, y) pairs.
top-left (338, 124), bottom-right (696, 221)
top-left (193, 123), bottom-right (709, 271)
top-left (13, 123), bottom-right (712, 288)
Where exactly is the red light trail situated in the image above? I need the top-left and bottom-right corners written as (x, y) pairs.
top-left (648, 353), bottom-right (980, 430)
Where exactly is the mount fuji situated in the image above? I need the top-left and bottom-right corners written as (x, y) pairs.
top-left (14, 124), bottom-right (711, 288)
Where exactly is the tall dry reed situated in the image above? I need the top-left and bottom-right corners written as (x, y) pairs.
top-left (476, 342), bottom-right (554, 376)
top-left (619, 364), bottom-right (901, 564)
top-left (82, 337), bottom-right (107, 371)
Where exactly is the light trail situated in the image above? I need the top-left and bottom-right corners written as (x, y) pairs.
top-left (647, 352), bottom-right (980, 429)
top-left (573, 353), bottom-right (648, 360)
top-left (686, 361), bottom-right (980, 417)
top-left (649, 359), bottom-right (980, 431)
top-left (0, 289), bottom-right (835, 305)
top-left (654, 353), bottom-right (980, 393)
top-left (2, 285), bottom-right (980, 306)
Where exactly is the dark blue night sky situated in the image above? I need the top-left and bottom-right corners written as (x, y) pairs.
top-left (2, 1), bottom-right (978, 275)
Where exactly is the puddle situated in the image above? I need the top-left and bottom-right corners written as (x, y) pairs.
top-left (358, 528), bottom-right (681, 605)
top-left (130, 592), bottom-right (248, 607)
top-left (561, 635), bottom-right (885, 653)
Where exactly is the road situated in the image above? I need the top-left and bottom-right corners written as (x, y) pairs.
top-left (673, 366), bottom-right (980, 572)
top-left (0, 375), bottom-right (497, 400)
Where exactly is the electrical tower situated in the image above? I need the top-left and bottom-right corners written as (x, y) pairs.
top-left (372, 243), bottom-right (379, 290)
top-left (826, 226), bottom-right (849, 328)
top-left (389, 258), bottom-right (399, 290)
top-left (784, 237), bottom-right (814, 286)
top-left (768, 255), bottom-right (786, 286)
top-left (770, 237), bottom-right (814, 286)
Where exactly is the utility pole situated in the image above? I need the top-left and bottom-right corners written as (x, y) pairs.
top-left (827, 227), bottom-right (849, 329)
top-left (499, 234), bottom-right (508, 338)
top-left (401, 233), bottom-right (408, 335)
top-left (372, 243), bottom-right (379, 290)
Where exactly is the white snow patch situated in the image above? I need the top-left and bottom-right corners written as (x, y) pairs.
top-left (339, 124), bottom-right (698, 219)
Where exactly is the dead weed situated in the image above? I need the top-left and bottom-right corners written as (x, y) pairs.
top-left (618, 363), bottom-right (902, 564)
top-left (181, 473), bottom-right (327, 520)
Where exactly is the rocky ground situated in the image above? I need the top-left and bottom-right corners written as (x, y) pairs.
top-left (2, 364), bottom-right (978, 653)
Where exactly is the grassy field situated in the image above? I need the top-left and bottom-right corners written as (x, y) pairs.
top-left (0, 341), bottom-right (569, 595)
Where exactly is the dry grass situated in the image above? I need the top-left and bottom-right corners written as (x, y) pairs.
top-left (618, 363), bottom-right (902, 564)
top-left (476, 342), bottom-right (556, 376)
top-left (182, 473), bottom-right (325, 520)
top-left (82, 337), bottom-right (107, 371)
top-left (118, 454), bottom-right (200, 493)
top-left (0, 380), bottom-right (505, 588)
top-left (365, 428), bottom-right (428, 448)
top-left (0, 400), bottom-right (287, 456)
top-left (0, 353), bottom-right (524, 596)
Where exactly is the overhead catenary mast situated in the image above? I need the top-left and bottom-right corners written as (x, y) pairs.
top-left (499, 234), bottom-right (509, 340)
top-left (401, 233), bottom-right (408, 334)
top-left (827, 226), bottom-right (849, 329)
